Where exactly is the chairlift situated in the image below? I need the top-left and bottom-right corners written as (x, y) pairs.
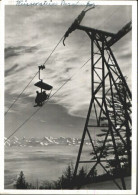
top-left (34, 65), bottom-right (53, 107)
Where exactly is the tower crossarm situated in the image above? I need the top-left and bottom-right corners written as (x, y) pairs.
top-left (107, 21), bottom-right (132, 47)
top-left (63, 15), bottom-right (132, 47)
top-left (77, 25), bottom-right (115, 38)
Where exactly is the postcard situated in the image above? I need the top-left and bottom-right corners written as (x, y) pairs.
top-left (0, 0), bottom-right (137, 194)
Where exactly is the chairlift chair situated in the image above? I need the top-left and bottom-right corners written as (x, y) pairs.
top-left (34, 65), bottom-right (53, 107)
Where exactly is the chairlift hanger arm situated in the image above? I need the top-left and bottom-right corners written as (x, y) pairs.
top-left (38, 65), bottom-right (45, 80)
top-left (63, 11), bottom-right (85, 46)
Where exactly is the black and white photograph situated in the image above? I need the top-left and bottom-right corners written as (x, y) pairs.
top-left (0, 0), bottom-right (137, 194)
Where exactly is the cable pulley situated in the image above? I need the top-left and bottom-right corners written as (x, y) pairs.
top-left (63, 5), bottom-right (95, 46)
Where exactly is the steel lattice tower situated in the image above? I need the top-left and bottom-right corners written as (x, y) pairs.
top-left (63, 10), bottom-right (132, 190)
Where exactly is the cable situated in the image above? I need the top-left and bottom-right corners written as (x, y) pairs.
top-left (43, 35), bottom-right (64, 66)
top-left (4, 107), bottom-right (41, 143)
top-left (96, 7), bottom-right (121, 30)
top-left (5, 6), bottom-right (120, 141)
top-left (5, 71), bottom-right (39, 116)
top-left (5, 36), bottom-right (64, 116)
top-left (4, 5), bottom-right (94, 116)
top-left (4, 58), bottom-right (91, 144)
top-left (49, 58), bottom-right (91, 100)
top-left (5, 6), bottom-right (118, 116)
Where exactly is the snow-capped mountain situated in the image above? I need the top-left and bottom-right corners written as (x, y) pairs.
top-left (4, 136), bottom-right (93, 147)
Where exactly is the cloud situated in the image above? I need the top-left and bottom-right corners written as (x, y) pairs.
top-left (5, 5), bottom-right (132, 119)
top-left (40, 119), bottom-right (47, 123)
top-left (5, 64), bottom-right (19, 76)
top-left (5, 46), bottom-right (38, 59)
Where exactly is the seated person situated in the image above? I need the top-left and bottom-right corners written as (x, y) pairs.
top-left (35, 91), bottom-right (42, 106)
top-left (42, 91), bottom-right (48, 101)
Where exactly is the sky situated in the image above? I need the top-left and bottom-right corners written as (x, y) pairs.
top-left (5, 5), bottom-right (132, 139)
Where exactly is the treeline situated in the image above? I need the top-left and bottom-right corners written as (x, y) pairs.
top-left (14, 165), bottom-right (88, 189)
top-left (14, 162), bottom-right (130, 189)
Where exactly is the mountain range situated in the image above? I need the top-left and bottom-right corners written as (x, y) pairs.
top-left (4, 136), bottom-right (95, 147)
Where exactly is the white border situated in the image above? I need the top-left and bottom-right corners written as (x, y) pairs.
top-left (0, 0), bottom-right (137, 194)
top-left (0, 0), bottom-right (4, 192)
top-left (131, 1), bottom-right (137, 194)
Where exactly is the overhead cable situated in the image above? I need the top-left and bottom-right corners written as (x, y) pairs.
top-left (5, 36), bottom-right (64, 116)
top-left (5, 58), bottom-right (91, 144)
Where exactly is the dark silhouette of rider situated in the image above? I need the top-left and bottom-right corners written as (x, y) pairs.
top-left (35, 91), bottom-right (42, 106)
top-left (42, 91), bottom-right (47, 101)
top-left (35, 90), bottom-right (49, 106)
